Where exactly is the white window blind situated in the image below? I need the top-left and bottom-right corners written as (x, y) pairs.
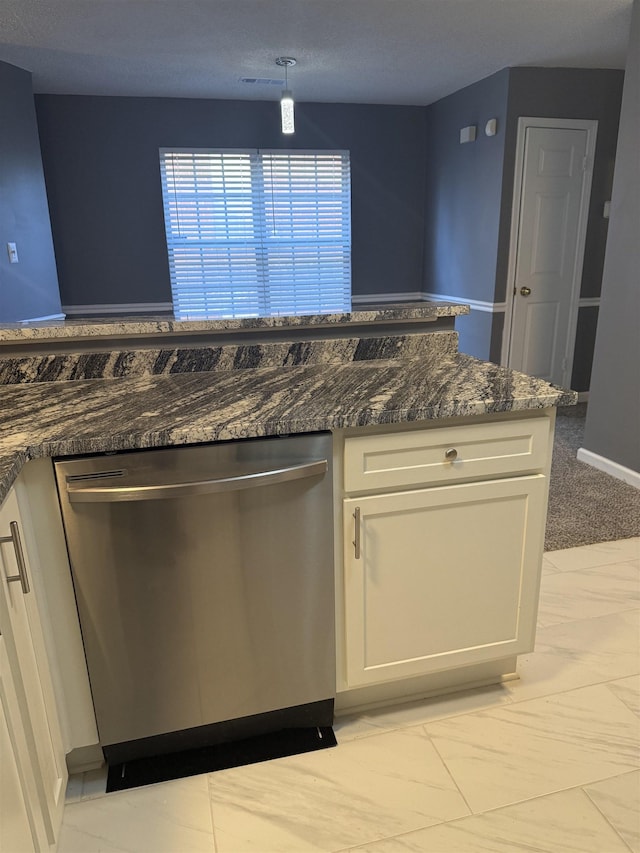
top-left (159, 148), bottom-right (351, 319)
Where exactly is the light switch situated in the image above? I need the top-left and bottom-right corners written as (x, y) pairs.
top-left (459, 125), bottom-right (477, 144)
top-left (603, 201), bottom-right (611, 219)
top-left (7, 242), bottom-right (19, 264)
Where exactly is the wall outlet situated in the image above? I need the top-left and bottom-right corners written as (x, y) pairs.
top-left (7, 242), bottom-right (19, 264)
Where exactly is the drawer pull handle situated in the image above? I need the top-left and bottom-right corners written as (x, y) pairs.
top-left (0, 521), bottom-right (30, 595)
top-left (353, 506), bottom-right (361, 560)
top-left (445, 448), bottom-right (458, 461)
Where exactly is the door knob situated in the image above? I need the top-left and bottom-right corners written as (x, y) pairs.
top-left (520, 286), bottom-right (532, 296)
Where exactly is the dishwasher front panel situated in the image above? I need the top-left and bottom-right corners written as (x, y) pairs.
top-left (54, 433), bottom-right (335, 751)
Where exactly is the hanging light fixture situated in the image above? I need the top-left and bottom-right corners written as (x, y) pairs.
top-left (275, 57), bottom-right (296, 134)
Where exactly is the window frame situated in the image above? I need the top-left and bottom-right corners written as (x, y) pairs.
top-left (159, 147), bottom-right (352, 319)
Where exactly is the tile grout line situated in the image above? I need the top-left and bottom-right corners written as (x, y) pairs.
top-left (206, 773), bottom-right (221, 853)
top-left (338, 661), bottom-right (639, 745)
top-left (536, 604), bottom-right (640, 631)
top-left (332, 779), bottom-right (640, 853)
top-left (335, 695), bottom-right (515, 746)
top-left (415, 679), bottom-right (640, 818)
top-left (420, 726), bottom-right (474, 817)
top-left (542, 543), bottom-right (640, 572)
top-left (599, 679), bottom-right (640, 720)
top-left (507, 670), bottom-right (640, 709)
top-left (581, 779), bottom-right (637, 853)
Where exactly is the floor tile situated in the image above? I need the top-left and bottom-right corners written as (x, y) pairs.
top-left (544, 538), bottom-right (640, 572)
top-left (208, 727), bottom-right (470, 852)
top-left (584, 770), bottom-right (640, 853)
top-left (57, 774), bottom-right (215, 853)
top-left (536, 560), bottom-right (640, 628)
top-left (64, 767), bottom-right (108, 804)
top-left (506, 608), bottom-right (640, 702)
top-left (608, 675), bottom-right (640, 718)
top-left (81, 767), bottom-right (108, 799)
top-left (542, 555), bottom-right (562, 574)
top-left (336, 684), bottom-right (512, 744)
top-left (347, 787), bottom-right (632, 852)
top-left (333, 713), bottom-right (388, 742)
top-left (64, 774), bottom-right (84, 805)
top-left (423, 683), bottom-right (640, 814)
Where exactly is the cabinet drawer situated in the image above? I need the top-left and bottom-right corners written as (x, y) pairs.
top-left (344, 418), bottom-right (550, 492)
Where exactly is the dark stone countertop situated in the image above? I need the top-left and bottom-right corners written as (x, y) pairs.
top-left (0, 302), bottom-right (469, 343)
top-left (1, 351), bottom-right (575, 503)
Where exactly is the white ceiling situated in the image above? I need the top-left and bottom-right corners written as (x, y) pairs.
top-left (0, 0), bottom-right (633, 106)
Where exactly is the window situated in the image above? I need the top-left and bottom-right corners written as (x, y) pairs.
top-left (159, 148), bottom-right (351, 319)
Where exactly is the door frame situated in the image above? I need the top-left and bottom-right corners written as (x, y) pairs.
top-left (501, 117), bottom-right (598, 388)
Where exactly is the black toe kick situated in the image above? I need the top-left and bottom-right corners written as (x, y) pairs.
top-left (105, 699), bottom-right (336, 793)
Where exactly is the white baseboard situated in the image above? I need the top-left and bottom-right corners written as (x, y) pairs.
top-left (351, 292), bottom-right (425, 304)
top-left (578, 297), bottom-right (601, 308)
top-left (577, 447), bottom-right (640, 489)
top-left (63, 303), bottom-right (172, 316)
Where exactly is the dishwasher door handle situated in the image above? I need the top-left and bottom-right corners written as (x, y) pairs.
top-left (67, 459), bottom-right (328, 503)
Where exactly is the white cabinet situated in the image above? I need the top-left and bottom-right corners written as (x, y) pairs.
top-left (0, 486), bottom-right (67, 852)
top-left (1, 635), bottom-right (37, 853)
top-left (340, 415), bottom-right (552, 690)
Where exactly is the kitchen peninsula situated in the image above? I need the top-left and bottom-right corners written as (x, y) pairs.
top-left (0, 301), bottom-right (572, 484)
top-left (0, 301), bottom-right (575, 851)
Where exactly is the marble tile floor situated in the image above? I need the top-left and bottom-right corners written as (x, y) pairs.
top-left (60, 537), bottom-right (640, 853)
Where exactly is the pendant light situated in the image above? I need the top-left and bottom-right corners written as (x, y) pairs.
top-left (276, 57), bottom-right (296, 134)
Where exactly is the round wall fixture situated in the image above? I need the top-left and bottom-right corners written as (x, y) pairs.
top-left (485, 118), bottom-right (498, 137)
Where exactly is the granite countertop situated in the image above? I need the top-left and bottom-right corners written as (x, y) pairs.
top-left (0, 302), bottom-right (469, 342)
top-left (0, 351), bottom-right (575, 503)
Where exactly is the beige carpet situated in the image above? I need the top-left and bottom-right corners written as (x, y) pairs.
top-left (545, 405), bottom-right (640, 551)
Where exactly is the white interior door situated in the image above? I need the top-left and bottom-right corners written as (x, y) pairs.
top-left (508, 121), bottom-right (596, 386)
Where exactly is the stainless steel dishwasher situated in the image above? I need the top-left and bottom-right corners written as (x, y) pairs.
top-left (54, 432), bottom-right (335, 764)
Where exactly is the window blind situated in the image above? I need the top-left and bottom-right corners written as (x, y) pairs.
top-left (159, 149), bottom-right (351, 319)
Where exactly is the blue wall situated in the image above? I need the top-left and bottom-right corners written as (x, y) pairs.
top-left (423, 70), bottom-right (510, 307)
top-left (584, 0), bottom-right (640, 473)
top-left (17, 66), bottom-right (624, 389)
top-left (421, 69), bottom-right (510, 360)
top-left (419, 66), bottom-right (623, 370)
top-left (35, 96), bottom-right (427, 309)
top-left (0, 62), bottom-right (61, 322)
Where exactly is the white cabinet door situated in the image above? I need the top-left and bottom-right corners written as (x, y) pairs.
top-left (343, 475), bottom-right (546, 688)
top-left (0, 635), bottom-right (38, 853)
top-left (0, 488), bottom-right (67, 848)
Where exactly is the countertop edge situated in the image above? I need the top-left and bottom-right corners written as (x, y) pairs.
top-left (1, 391), bottom-right (572, 505)
top-left (0, 302), bottom-right (470, 342)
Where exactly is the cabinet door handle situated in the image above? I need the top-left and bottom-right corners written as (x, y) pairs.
top-left (445, 448), bottom-right (458, 461)
top-left (353, 506), bottom-right (361, 560)
top-left (0, 521), bottom-right (30, 595)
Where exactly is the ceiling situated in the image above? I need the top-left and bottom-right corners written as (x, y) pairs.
top-left (0, 0), bottom-right (633, 106)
